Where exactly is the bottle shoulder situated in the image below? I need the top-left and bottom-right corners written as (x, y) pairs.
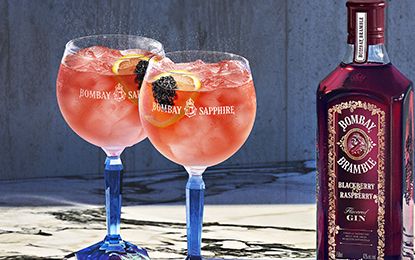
top-left (318, 62), bottom-right (412, 99)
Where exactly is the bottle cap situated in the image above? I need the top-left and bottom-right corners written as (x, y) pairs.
top-left (347, 0), bottom-right (386, 45)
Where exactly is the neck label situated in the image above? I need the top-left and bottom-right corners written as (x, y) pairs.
top-left (354, 12), bottom-right (368, 63)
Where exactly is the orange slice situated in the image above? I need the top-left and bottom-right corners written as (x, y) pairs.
top-left (112, 54), bottom-right (150, 75)
top-left (152, 70), bottom-right (201, 91)
top-left (112, 54), bottom-right (150, 105)
top-left (144, 70), bottom-right (201, 128)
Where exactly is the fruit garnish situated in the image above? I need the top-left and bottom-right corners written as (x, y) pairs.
top-left (112, 54), bottom-right (150, 75)
top-left (151, 70), bottom-right (201, 106)
top-left (144, 110), bottom-right (184, 128)
top-left (154, 70), bottom-right (201, 91)
top-left (152, 75), bottom-right (178, 106)
top-left (145, 71), bottom-right (201, 128)
top-left (134, 60), bottom-right (149, 84)
top-left (111, 54), bottom-right (150, 105)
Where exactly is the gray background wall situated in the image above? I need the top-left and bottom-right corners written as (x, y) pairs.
top-left (0, 0), bottom-right (413, 180)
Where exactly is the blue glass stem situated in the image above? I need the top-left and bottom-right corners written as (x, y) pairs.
top-left (185, 166), bottom-right (206, 259)
top-left (76, 155), bottom-right (150, 259)
top-left (100, 155), bottom-right (125, 253)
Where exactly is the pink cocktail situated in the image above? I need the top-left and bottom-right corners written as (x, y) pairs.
top-left (139, 51), bottom-right (256, 259)
top-left (56, 35), bottom-right (164, 259)
top-left (57, 46), bottom-right (154, 154)
top-left (140, 58), bottom-right (256, 166)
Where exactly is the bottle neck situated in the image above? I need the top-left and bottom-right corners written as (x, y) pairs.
top-left (342, 43), bottom-right (390, 65)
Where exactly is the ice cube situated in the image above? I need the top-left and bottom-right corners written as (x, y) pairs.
top-left (200, 122), bottom-right (230, 157)
top-left (168, 139), bottom-right (201, 164)
top-left (110, 112), bottom-right (145, 146)
top-left (79, 46), bottom-right (120, 60)
top-left (156, 58), bottom-right (175, 71)
top-left (65, 46), bottom-right (122, 74)
top-left (84, 106), bottom-right (111, 138)
top-left (98, 100), bottom-right (133, 126)
top-left (218, 60), bottom-right (251, 87)
top-left (199, 89), bottom-right (223, 108)
top-left (206, 62), bottom-right (221, 74)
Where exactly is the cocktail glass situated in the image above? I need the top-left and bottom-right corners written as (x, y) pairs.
top-left (56, 34), bottom-right (164, 259)
top-left (139, 51), bottom-right (257, 259)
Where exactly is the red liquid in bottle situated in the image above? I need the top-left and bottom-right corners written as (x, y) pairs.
top-left (316, 1), bottom-right (414, 259)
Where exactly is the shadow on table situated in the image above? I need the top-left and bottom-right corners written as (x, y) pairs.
top-left (0, 161), bottom-right (315, 207)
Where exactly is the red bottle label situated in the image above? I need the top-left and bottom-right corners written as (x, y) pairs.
top-left (327, 99), bottom-right (386, 259)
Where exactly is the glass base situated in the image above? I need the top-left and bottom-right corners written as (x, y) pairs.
top-left (76, 235), bottom-right (149, 260)
top-left (185, 256), bottom-right (202, 260)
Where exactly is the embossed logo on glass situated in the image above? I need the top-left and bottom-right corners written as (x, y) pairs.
top-left (184, 98), bottom-right (197, 118)
top-left (113, 84), bottom-right (127, 102)
top-left (79, 83), bottom-right (137, 102)
top-left (152, 97), bottom-right (236, 117)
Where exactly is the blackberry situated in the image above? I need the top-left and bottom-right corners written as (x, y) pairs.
top-left (152, 76), bottom-right (177, 106)
top-left (134, 60), bottom-right (149, 89)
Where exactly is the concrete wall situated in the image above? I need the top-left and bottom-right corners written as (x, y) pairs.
top-left (0, 0), bottom-right (413, 179)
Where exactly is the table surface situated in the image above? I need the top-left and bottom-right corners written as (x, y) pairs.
top-left (0, 161), bottom-right (316, 259)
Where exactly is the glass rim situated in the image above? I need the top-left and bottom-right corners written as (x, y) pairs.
top-left (64, 34), bottom-right (164, 56)
top-left (160, 50), bottom-right (250, 66)
top-left (145, 50), bottom-right (252, 92)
